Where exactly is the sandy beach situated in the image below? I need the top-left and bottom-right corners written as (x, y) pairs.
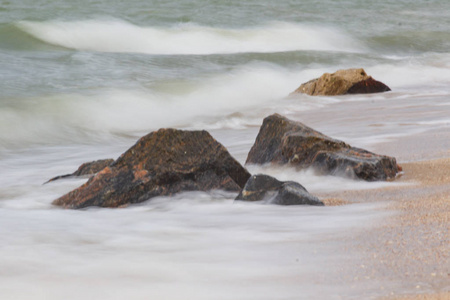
top-left (389, 293), bottom-right (450, 300)
top-left (319, 157), bottom-right (449, 299)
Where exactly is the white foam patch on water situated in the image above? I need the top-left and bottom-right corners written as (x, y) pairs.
top-left (246, 165), bottom-right (406, 194)
top-left (0, 190), bottom-right (389, 300)
top-left (367, 53), bottom-right (450, 90)
top-left (342, 129), bottom-right (428, 149)
top-left (17, 19), bottom-right (365, 55)
top-left (0, 137), bottom-right (395, 300)
top-left (0, 65), bottom-right (330, 149)
top-left (415, 119), bottom-right (450, 126)
top-left (0, 139), bottom-right (392, 299)
top-left (189, 95), bottom-right (336, 131)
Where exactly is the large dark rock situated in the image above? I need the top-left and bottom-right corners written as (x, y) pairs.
top-left (235, 174), bottom-right (324, 206)
top-left (45, 159), bottom-right (114, 184)
top-left (53, 129), bottom-right (251, 209)
top-left (292, 68), bottom-right (391, 96)
top-left (246, 114), bottom-right (400, 181)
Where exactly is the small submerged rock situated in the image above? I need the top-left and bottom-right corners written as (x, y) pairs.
top-left (53, 129), bottom-right (251, 209)
top-left (236, 174), bottom-right (324, 206)
top-left (44, 159), bottom-right (114, 184)
top-left (292, 68), bottom-right (391, 96)
top-left (246, 114), bottom-right (400, 181)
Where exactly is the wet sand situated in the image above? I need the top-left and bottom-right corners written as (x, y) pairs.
top-left (319, 158), bottom-right (449, 299)
top-left (286, 88), bottom-right (450, 299)
top-left (388, 293), bottom-right (450, 300)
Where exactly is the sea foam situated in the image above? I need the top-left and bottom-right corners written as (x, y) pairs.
top-left (0, 64), bottom-right (316, 148)
top-left (2, 55), bottom-right (449, 151)
top-left (17, 19), bottom-right (365, 55)
top-left (368, 53), bottom-right (450, 90)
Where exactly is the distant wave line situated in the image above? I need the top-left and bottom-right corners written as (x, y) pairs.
top-left (16, 19), bottom-right (366, 55)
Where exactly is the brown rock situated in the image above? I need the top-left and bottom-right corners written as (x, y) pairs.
top-left (292, 68), bottom-right (391, 96)
top-left (53, 129), bottom-right (251, 209)
top-left (246, 114), bottom-right (399, 181)
top-left (44, 159), bottom-right (114, 184)
top-left (72, 159), bottom-right (115, 176)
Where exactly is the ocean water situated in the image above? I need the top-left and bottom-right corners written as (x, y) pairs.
top-left (1, 0), bottom-right (449, 299)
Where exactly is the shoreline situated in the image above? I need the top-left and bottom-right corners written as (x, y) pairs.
top-left (319, 157), bottom-right (449, 299)
top-left (286, 85), bottom-right (450, 298)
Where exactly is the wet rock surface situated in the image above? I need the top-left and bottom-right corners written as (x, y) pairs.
top-left (246, 114), bottom-right (399, 181)
top-left (292, 68), bottom-right (391, 96)
top-left (235, 174), bottom-right (324, 206)
top-left (53, 129), bottom-right (251, 209)
top-left (45, 159), bottom-right (114, 184)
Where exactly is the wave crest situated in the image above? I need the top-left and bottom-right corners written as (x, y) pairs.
top-left (17, 19), bottom-right (365, 55)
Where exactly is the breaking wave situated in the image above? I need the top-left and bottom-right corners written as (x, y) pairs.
top-left (16, 19), bottom-right (365, 55)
